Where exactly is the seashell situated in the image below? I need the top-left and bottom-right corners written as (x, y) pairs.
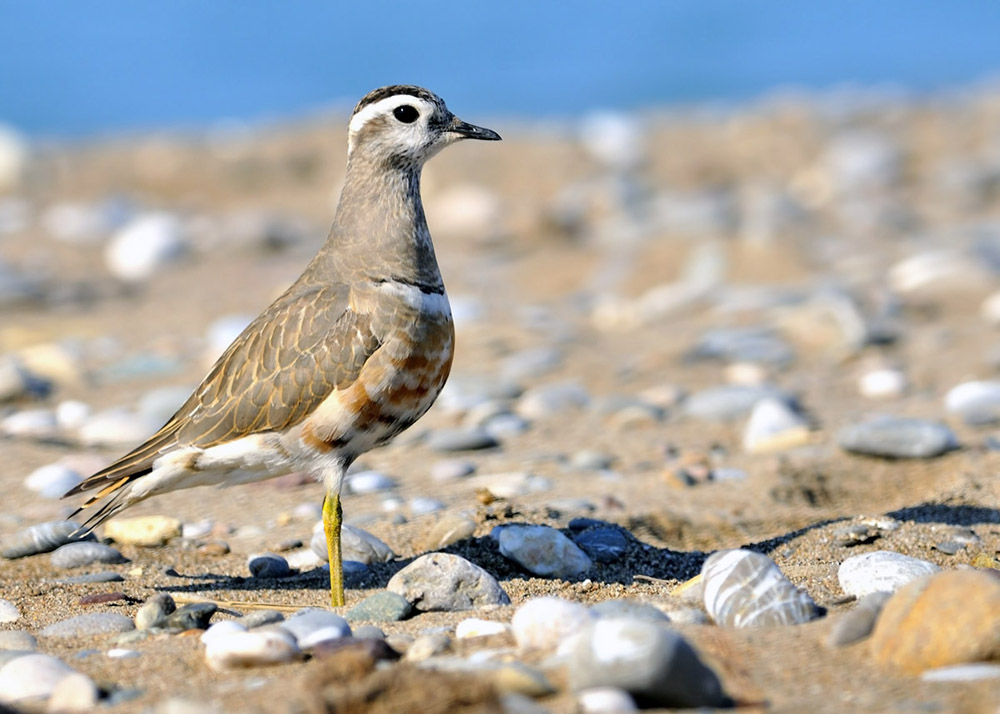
top-left (702, 549), bottom-right (821, 628)
top-left (1, 521), bottom-right (95, 559)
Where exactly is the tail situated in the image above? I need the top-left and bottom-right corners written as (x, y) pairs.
top-left (65, 470), bottom-right (151, 535)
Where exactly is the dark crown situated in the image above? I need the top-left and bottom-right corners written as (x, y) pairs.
top-left (352, 85), bottom-right (444, 117)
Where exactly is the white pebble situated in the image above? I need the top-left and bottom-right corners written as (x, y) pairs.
top-left (23, 463), bottom-right (83, 500)
top-left (578, 687), bottom-right (638, 714)
top-left (105, 212), bottom-right (187, 282)
top-left (55, 400), bottom-right (91, 430)
top-left (511, 597), bottom-right (593, 651)
top-left (741, 398), bottom-right (809, 453)
top-left (944, 380), bottom-right (1000, 425)
top-left (0, 653), bottom-right (75, 703)
top-left (1, 408), bottom-right (57, 438)
top-left (79, 408), bottom-right (159, 447)
top-left (838, 551), bottom-right (940, 598)
top-left (455, 618), bottom-right (511, 639)
top-left (204, 629), bottom-right (300, 672)
top-left (107, 648), bottom-right (140, 659)
top-left (347, 470), bottom-right (396, 493)
top-left (858, 369), bottom-right (907, 399)
top-left (0, 598), bottom-right (20, 624)
top-left (200, 621), bottom-right (248, 646)
top-left (47, 671), bottom-right (99, 712)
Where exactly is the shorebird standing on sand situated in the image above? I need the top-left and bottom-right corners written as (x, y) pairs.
top-left (64, 85), bottom-right (502, 607)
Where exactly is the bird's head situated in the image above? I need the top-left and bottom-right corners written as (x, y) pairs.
top-left (347, 85), bottom-right (501, 168)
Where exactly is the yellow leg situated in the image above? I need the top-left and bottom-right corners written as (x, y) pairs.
top-left (322, 492), bottom-right (344, 607)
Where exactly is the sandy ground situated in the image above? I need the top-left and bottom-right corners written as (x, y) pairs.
top-left (2, 95), bottom-right (1000, 712)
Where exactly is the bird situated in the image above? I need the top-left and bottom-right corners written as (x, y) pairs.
top-left (63, 85), bottom-right (501, 607)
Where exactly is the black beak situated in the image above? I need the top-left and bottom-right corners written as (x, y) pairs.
top-left (449, 117), bottom-right (502, 141)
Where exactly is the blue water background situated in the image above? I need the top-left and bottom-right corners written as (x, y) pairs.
top-left (1, 0), bottom-right (999, 136)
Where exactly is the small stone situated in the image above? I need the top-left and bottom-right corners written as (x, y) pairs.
top-left (105, 212), bottom-right (187, 282)
top-left (591, 599), bottom-right (669, 623)
top-left (40, 612), bottom-right (135, 638)
top-left (310, 523), bottom-right (395, 565)
top-left (945, 380), bottom-right (1000, 425)
top-left (500, 347), bottom-right (563, 381)
top-left (684, 385), bottom-right (792, 422)
top-left (492, 662), bottom-right (555, 698)
top-left (497, 524), bottom-right (592, 578)
top-left (837, 417), bottom-right (959, 458)
top-left (0, 630), bottom-right (35, 650)
top-left (405, 632), bottom-right (451, 662)
top-left (352, 625), bottom-right (386, 640)
top-left (571, 527), bottom-right (630, 564)
top-left (135, 594), bottom-right (176, 630)
top-left (196, 541), bottom-right (230, 557)
top-left (826, 592), bottom-right (890, 648)
top-left (0, 408), bottom-right (58, 438)
top-left (517, 381), bottom-right (589, 419)
top-left (242, 610), bottom-right (285, 629)
top-left (567, 619), bottom-right (728, 708)
top-left (50, 542), bottom-right (128, 569)
top-left (347, 470), bottom-right (396, 493)
top-left (247, 553), bottom-right (291, 578)
top-left (870, 570), bottom-right (1000, 673)
top-left (0, 599), bottom-right (20, 624)
top-left (281, 609), bottom-right (351, 649)
top-left (54, 572), bottom-right (124, 585)
top-left (838, 551), bottom-right (941, 598)
top-left (23, 463), bottom-right (83, 500)
top-left (570, 450), bottom-right (616, 471)
top-left (78, 591), bottom-right (127, 606)
top-left (426, 427), bottom-right (499, 452)
top-left (79, 408), bottom-right (160, 447)
top-left (204, 628), bottom-right (300, 672)
top-left (104, 515), bottom-right (181, 546)
top-left (2, 520), bottom-right (94, 559)
top-left (578, 687), bottom-right (638, 714)
top-left (200, 621), bottom-right (247, 647)
top-left (455, 618), bottom-right (510, 639)
top-left (48, 671), bottom-right (100, 712)
top-left (163, 603), bottom-right (217, 631)
top-left (387, 552), bottom-right (510, 611)
top-left (345, 592), bottom-right (412, 623)
top-left (0, 653), bottom-right (75, 704)
top-left (470, 471), bottom-right (552, 499)
top-left (409, 497), bottom-right (446, 516)
top-left (921, 664), bottom-right (1000, 682)
top-left (858, 369), bottom-right (907, 399)
top-left (703, 549), bottom-right (821, 627)
top-left (934, 541), bottom-right (964, 555)
top-left (512, 597), bottom-right (593, 651)
top-left (424, 513), bottom-right (477, 550)
top-left (430, 459), bottom-right (476, 482)
top-left (741, 398), bottom-right (810, 453)
top-left (832, 523), bottom-right (879, 547)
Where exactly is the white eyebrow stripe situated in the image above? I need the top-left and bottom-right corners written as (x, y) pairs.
top-left (349, 95), bottom-right (434, 135)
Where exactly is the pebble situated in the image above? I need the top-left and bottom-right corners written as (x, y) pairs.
top-left (921, 664), bottom-right (1000, 682)
top-left (281, 609), bottom-right (352, 649)
top-left (204, 628), bottom-right (300, 672)
top-left (500, 346), bottom-right (563, 381)
top-left (387, 552), bottom-right (510, 611)
top-left (105, 212), bottom-right (187, 282)
top-left (0, 599), bottom-right (20, 624)
top-left (50, 541), bottom-right (128, 569)
top-left (55, 571), bottom-right (124, 585)
top-left (470, 471), bottom-right (552, 499)
top-left (310, 523), bottom-right (395, 564)
top-left (2, 521), bottom-right (95, 559)
top-left (0, 630), bottom-right (36, 650)
top-left (0, 653), bottom-right (76, 704)
top-left (163, 603), bottom-right (217, 631)
top-left (511, 597), bottom-right (593, 651)
top-left (566, 618), bottom-right (728, 708)
top-left (409, 497), bottom-right (446, 516)
top-left (591, 599), bottom-right (670, 623)
top-left (455, 618), bottom-right (511, 639)
top-left (23, 463), bottom-right (83, 499)
top-left (47, 670), bottom-right (100, 712)
top-left (944, 380), bottom-right (1000, 425)
top-left (836, 417), bottom-right (959, 458)
top-left (135, 594), bottom-right (176, 630)
top-left (242, 610), bottom-right (285, 629)
top-left (352, 625), bottom-right (386, 641)
top-left (517, 381), bottom-right (590, 419)
top-left (247, 553), bottom-right (291, 578)
top-left (0, 407), bottom-right (58, 438)
top-left (858, 368), bottom-right (908, 399)
top-left (483, 412), bottom-right (532, 439)
top-left (741, 398), bottom-right (810, 453)
top-left (426, 427), bottom-right (499, 452)
top-left (430, 459), bottom-right (476, 482)
top-left (702, 549), bottom-right (821, 627)
top-left (685, 326), bottom-right (794, 367)
top-left (347, 470), bottom-right (396, 493)
top-left (344, 592), bottom-right (412, 623)
top-left (424, 513), bottom-right (477, 550)
top-left (570, 450), bottom-right (616, 471)
top-left (870, 570), bottom-right (1000, 673)
top-left (826, 592), bottom-right (890, 648)
top-left (55, 400), bottom-right (92, 430)
top-left (79, 408), bottom-right (160, 447)
top-left (0, 355), bottom-right (51, 403)
top-left (105, 515), bottom-right (181, 546)
top-left (405, 632), bottom-right (451, 662)
top-left (570, 527), bottom-right (630, 564)
top-left (683, 385), bottom-right (792, 422)
top-left (497, 524), bottom-right (593, 578)
top-left (578, 687), bottom-right (638, 714)
top-left (838, 551), bottom-right (941, 598)
top-left (40, 612), bottom-right (135, 638)
top-left (200, 621), bottom-right (247, 647)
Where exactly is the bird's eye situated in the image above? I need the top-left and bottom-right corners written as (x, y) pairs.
top-left (393, 105), bottom-right (419, 124)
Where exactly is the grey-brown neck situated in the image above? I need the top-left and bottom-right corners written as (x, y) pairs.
top-left (304, 152), bottom-right (442, 290)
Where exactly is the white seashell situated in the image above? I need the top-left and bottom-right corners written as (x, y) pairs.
top-left (702, 549), bottom-right (821, 628)
top-left (837, 550), bottom-right (941, 598)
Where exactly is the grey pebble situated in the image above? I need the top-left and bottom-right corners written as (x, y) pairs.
top-left (247, 553), bottom-right (292, 578)
top-left (387, 552), bottom-right (510, 611)
top-left (482, 413), bottom-right (532, 439)
top-left (497, 524), bottom-right (592, 578)
top-left (40, 612), bottom-right (136, 638)
top-left (430, 459), bottom-right (476, 482)
top-left (2, 520), bottom-right (95, 559)
top-left (826, 592), bottom-right (890, 648)
top-left (0, 630), bottom-right (36, 651)
top-left (426, 427), bottom-right (499, 452)
top-left (685, 326), bottom-right (795, 367)
top-left (500, 346), bottom-right (563, 381)
top-left (570, 450), bottom-right (616, 471)
top-left (934, 540), bottom-right (964, 555)
top-left (281, 609), bottom-right (351, 649)
top-left (567, 618), bottom-right (728, 708)
top-left (54, 571), bottom-right (125, 585)
top-left (517, 381), bottom-right (589, 419)
top-left (50, 541), bottom-right (128, 569)
top-left (242, 610), bottom-right (285, 629)
top-left (425, 513), bottom-right (477, 550)
top-left (345, 591), bottom-right (412, 623)
top-left (405, 632), bottom-right (451, 661)
top-left (836, 417), bottom-right (959, 458)
top-left (833, 523), bottom-right (880, 547)
top-left (591, 599), bottom-right (670, 623)
top-left (347, 470), bottom-right (396, 493)
top-left (352, 624), bottom-right (387, 640)
top-left (409, 497), bottom-right (446, 516)
top-left (310, 523), bottom-right (395, 565)
top-left (683, 385), bottom-right (793, 422)
top-left (571, 527), bottom-right (630, 564)
top-left (135, 593), bottom-right (176, 630)
top-left (163, 603), bottom-right (217, 631)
